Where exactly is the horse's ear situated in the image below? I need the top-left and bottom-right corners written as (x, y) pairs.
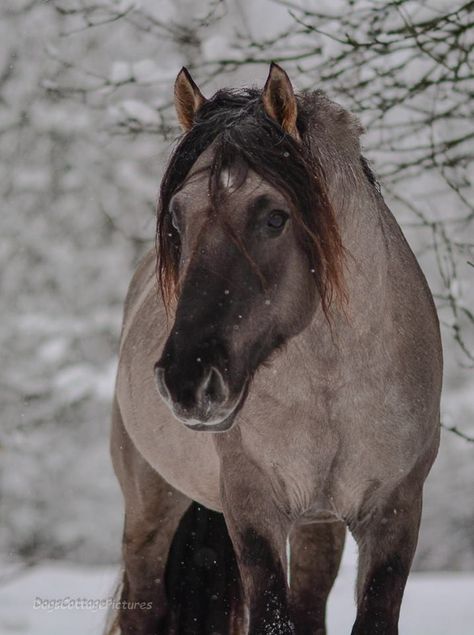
top-left (262, 63), bottom-right (299, 139)
top-left (174, 67), bottom-right (206, 132)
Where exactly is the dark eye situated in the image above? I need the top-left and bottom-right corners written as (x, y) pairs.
top-left (266, 210), bottom-right (289, 232)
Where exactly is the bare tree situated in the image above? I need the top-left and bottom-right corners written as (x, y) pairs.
top-left (47, 0), bottom-right (474, 438)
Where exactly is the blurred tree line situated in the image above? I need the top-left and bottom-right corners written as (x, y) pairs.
top-left (1, 0), bottom-right (473, 569)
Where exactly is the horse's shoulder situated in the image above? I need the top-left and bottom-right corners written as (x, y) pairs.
top-left (123, 248), bottom-right (157, 318)
top-left (118, 248), bottom-right (165, 357)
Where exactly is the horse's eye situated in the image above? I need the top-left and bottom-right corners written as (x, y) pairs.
top-left (267, 210), bottom-right (289, 232)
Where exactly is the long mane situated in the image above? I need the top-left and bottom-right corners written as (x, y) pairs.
top-left (156, 87), bottom-right (346, 317)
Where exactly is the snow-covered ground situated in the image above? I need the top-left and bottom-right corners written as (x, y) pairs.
top-left (1, 537), bottom-right (473, 635)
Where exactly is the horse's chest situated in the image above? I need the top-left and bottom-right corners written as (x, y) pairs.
top-left (236, 420), bottom-right (339, 518)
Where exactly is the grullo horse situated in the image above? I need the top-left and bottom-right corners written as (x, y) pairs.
top-left (109, 64), bottom-right (442, 634)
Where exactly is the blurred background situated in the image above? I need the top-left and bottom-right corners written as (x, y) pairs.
top-left (1, 0), bottom-right (473, 594)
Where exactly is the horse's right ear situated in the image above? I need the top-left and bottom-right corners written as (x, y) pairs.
top-left (174, 67), bottom-right (206, 132)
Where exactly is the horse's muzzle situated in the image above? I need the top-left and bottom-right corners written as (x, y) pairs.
top-left (154, 362), bottom-right (243, 431)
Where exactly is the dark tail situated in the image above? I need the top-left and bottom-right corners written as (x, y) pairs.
top-left (164, 502), bottom-right (244, 634)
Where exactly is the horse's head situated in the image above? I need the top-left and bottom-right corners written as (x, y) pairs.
top-left (155, 64), bottom-right (345, 431)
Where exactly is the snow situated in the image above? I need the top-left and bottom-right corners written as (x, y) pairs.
top-left (131, 60), bottom-right (167, 85)
top-left (202, 35), bottom-right (231, 62)
top-left (51, 360), bottom-right (117, 404)
top-left (0, 564), bottom-right (117, 635)
top-left (1, 537), bottom-right (473, 635)
top-left (109, 100), bottom-right (160, 127)
top-left (110, 60), bottom-right (170, 85)
top-left (109, 61), bottom-right (132, 84)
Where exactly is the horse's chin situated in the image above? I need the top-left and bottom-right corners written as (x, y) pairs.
top-left (176, 380), bottom-right (248, 433)
top-left (180, 412), bottom-right (237, 432)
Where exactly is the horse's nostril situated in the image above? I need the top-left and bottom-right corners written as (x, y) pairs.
top-left (154, 365), bottom-right (170, 401)
top-left (199, 366), bottom-right (228, 407)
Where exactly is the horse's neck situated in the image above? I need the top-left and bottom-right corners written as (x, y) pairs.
top-left (303, 105), bottom-right (390, 327)
top-left (304, 177), bottom-right (391, 352)
top-left (335, 172), bottom-right (389, 318)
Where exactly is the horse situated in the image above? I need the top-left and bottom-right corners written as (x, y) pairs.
top-left (109, 63), bottom-right (442, 635)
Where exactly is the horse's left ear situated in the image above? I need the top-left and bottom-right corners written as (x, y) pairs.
top-left (262, 63), bottom-right (300, 140)
top-left (174, 67), bottom-right (207, 132)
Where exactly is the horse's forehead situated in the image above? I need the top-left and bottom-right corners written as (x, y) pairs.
top-left (178, 159), bottom-right (270, 206)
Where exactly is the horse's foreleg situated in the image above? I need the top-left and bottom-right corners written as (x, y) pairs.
top-left (110, 399), bottom-right (190, 634)
top-left (219, 456), bottom-right (294, 635)
top-left (289, 520), bottom-right (346, 634)
top-left (350, 486), bottom-right (423, 635)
